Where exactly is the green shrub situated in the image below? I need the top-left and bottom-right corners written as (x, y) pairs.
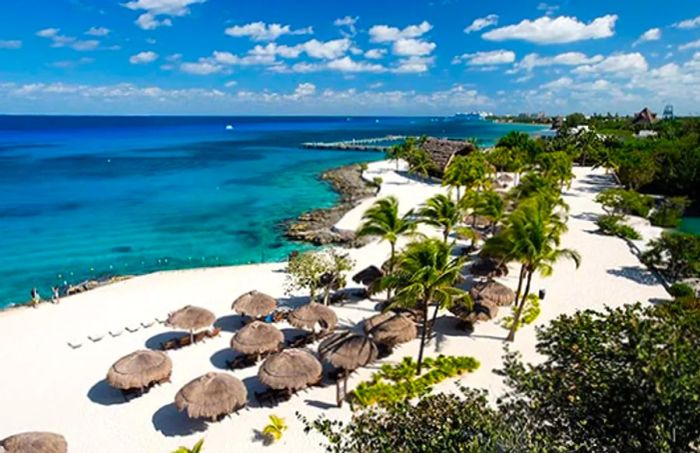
top-left (649, 196), bottom-right (690, 228)
top-left (596, 215), bottom-right (642, 240)
top-left (359, 163), bottom-right (369, 171)
top-left (595, 188), bottom-right (653, 217)
top-left (501, 294), bottom-right (541, 331)
top-left (669, 282), bottom-right (695, 298)
top-left (373, 176), bottom-right (383, 187)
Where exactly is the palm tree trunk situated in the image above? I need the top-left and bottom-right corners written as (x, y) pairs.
top-left (513, 264), bottom-right (526, 307)
top-left (506, 269), bottom-right (533, 342)
top-left (443, 228), bottom-right (449, 243)
top-left (323, 285), bottom-right (330, 305)
top-left (309, 287), bottom-right (316, 303)
top-left (416, 299), bottom-right (430, 375)
top-left (387, 242), bottom-right (396, 302)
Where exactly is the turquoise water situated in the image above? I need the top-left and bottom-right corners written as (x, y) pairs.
top-left (0, 116), bottom-right (545, 308)
top-left (679, 217), bottom-right (700, 234)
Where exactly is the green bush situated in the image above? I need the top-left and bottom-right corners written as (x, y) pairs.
top-left (596, 215), bottom-right (642, 240)
top-left (501, 294), bottom-right (541, 331)
top-left (649, 196), bottom-right (690, 228)
top-left (669, 282), bottom-right (695, 298)
top-left (595, 188), bottom-right (653, 217)
top-left (373, 176), bottom-right (383, 187)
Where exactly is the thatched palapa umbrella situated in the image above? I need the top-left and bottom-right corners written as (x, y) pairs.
top-left (364, 312), bottom-right (417, 346)
top-left (107, 349), bottom-right (172, 390)
top-left (232, 290), bottom-right (277, 318)
top-left (470, 257), bottom-right (509, 278)
top-left (175, 372), bottom-right (247, 421)
top-left (258, 349), bottom-right (323, 391)
top-left (0, 432), bottom-right (67, 453)
top-left (352, 265), bottom-right (384, 287)
top-left (230, 321), bottom-right (283, 358)
top-left (288, 302), bottom-right (337, 333)
top-left (319, 332), bottom-right (378, 406)
top-left (167, 305), bottom-right (215, 342)
top-left (470, 280), bottom-right (515, 306)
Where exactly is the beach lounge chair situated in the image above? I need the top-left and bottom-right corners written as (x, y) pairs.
top-left (178, 335), bottom-right (192, 348)
top-left (88, 334), bottom-right (104, 342)
top-left (141, 321), bottom-right (155, 328)
top-left (155, 316), bottom-right (167, 324)
top-left (254, 389), bottom-right (278, 407)
top-left (161, 339), bottom-right (178, 351)
top-left (193, 331), bottom-right (208, 343)
top-left (67, 340), bottom-right (83, 349)
top-left (125, 325), bottom-right (140, 333)
top-left (206, 327), bottom-right (222, 338)
top-left (109, 329), bottom-right (123, 337)
top-left (226, 354), bottom-right (256, 370)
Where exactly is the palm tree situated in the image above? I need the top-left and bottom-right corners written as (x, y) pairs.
top-left (418, 193), bottom-right (462, 243)
top-left (262, 415), bottom-right (288, 443)
top-left (379, 239), bottom-right (469, 374)
top-left (475, 190), bottom-right (506, 235)
top-left (356, 196), bottom-right (416, 300)
top-left (483, 197), bottom-right (580, 342)
top-left (172, 439), bottom-right (204, 453)
top-left (387, 137), bottom-right (416, 171)
top-left (407, 148), bottom-right (435, 180)
top-left (442, 155), bottom-right (471, 201)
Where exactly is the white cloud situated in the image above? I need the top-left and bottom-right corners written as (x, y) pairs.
top-left (537, 3), bottom-right (560, 16)
top-left (288, 82), bottom-right (316, 99)
top-left (513, 52), bottom-right (604, 72)
top-left (633, 28), bottom-right (661, 47)
top-left (674, 15), bottom-right (700, 29)
top-left (224, 22), bottom-right (312, 41)
top-left (464, 14), bottom-right (498, 33)
top-left (180, 59), bottom-right (226, 75)
top-left (302, 38), bottom-right (351, 59)
top-left (124, 0), bottom-right (206, 30)
top-left (129, 51), bottom-right (159, 64)
top-left (249, 43), bottom-right (303, 59)
top-left (541, 76), bottom-right (574, 89)
top-left (392, 38), bottom-right (436, 56)
top-left (454, 50), bottom-right (515, 66)
top-left (334, 16), bottom-right (359, 37)
top-left (369, 21), bottom-right (432, 43)
top-left (483, 14), bottom-right (617, 44)
top-left (37, 28), bottom-right (60, 38)
top-left (364, 48), bottom-right (386, 59)
top-left (573, 52), bottom-right (648, 76)
top-left (679, 39), bottom-right (700, 51)
top-left (0, 40), bottom-right (22, 49)
top-left (327, 57), bottom-right (386, 73)
top-left (85, 27), bottom-right (110, 36)
top-left (36, 28), bottom-right (100, 51)
top-left (49, 57), bottom-right (94, 68)
top-left (393, 56), bottom-right (434, 73)
top-left (224, 80), bottom-right (237, 88)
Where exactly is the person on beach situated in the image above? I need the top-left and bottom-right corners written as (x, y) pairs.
top-left (30, 288), bottom-right (40, 308)
top-left (52, 287), bottom-right (60, 304)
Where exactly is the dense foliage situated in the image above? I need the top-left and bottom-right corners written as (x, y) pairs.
top-left (641, 232), bottom-right (700, 281)
top-left (595, 188), bottom-right (653, 218)
top-left (595, 214), bottom-right (642, 240)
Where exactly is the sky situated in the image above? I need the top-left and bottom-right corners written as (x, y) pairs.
top-left (1, 0), bottom-right (700, 115)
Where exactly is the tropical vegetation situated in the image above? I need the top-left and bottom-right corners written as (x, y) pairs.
top-left (262, 415), bottom-right (287, 443)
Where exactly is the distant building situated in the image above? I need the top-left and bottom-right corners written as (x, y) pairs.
top-left (633, 107), bottom-right (657, 126)
top-left (636, 130), bottom-right (658, 138)
top-left (420, 137), bottom-right (476, 175)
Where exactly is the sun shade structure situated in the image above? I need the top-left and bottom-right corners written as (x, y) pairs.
top-left (364, 312), bottom-right (417, 345)
top-left (166, 305), bottom-right (215, 342)
top-left (232, 290), bottom-right (277, 318)
top-left (470, 257), bottom-right (509, 278)
top-left (0, 432), bottom-right (67, 453)
top-left (419, 137), bottom-right (476, 175)
top-left (230, 321), bottom-right (283, 355)
top-left (319, 332), bottom-right (378, 371)
top-left (470, 280), bottom-right (515, 306)
top-left (352, 265), bottom-right (384, 286)
top-left (288, 302), bottom-right (338, 332)
top-left (258, 349), bottom-right (323, 390)
top-left (107, 350), bottom-right (172, 390)
top-left (175, 372), bottom-right (247, 420)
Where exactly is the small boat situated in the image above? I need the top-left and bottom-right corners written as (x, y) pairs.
top-left (225, 124), bottom-right (234, 130)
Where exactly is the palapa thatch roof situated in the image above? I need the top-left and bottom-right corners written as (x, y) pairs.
top-left (230, 321), bottom-right (283, 355)
top-left (470, 280), bottom-right (515, 306)
top-left (420, 137), bottom-right (475, 174)
top-left (106, 350), bottom-right (172, 390)
top-left (470, 257), bottom-right (509, 278)
top-left (352, 265), bottom-right (384, 286)
top-left (288, 302), bottom-right (338, 331)
top-left (258, 349), bottom-right (323, 390)
top-left (0, 432), bottom-right (67, 453)
top-left (364, 312), bottom-right (417, 345)
top-left (231, 290), bottom-right (277, 317)
top-left (175, 372), bottom-right (247, 419)
top-left (167, 305), bottom-right (215, 331)
top-left (633, 107), bottom-right (657, 125)
top-left (318, 332), bottom-right (378, 371)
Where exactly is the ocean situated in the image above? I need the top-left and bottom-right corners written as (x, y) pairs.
top-left (0, 116), bottom-right (546, 308)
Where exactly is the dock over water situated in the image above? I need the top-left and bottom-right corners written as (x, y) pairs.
top-left (302, 135), bottom-right (406, 152)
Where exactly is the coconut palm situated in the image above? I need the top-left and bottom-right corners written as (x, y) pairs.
top-left (387, 137), bottom-right (417, 171)
top-left (172, 439), bottom-right (204, 453)
top-left (475, 190), bottom-right (507, 235)
top-left (357, 196), bottom-right (416, 299)
top-left (442, 155), bottom-right (471, 201)
top-left (483, 197), bottom-right (580, 342)
top-left (379, 239), bottom-right (469, 374)
top-left (406, 148), bottom-right (435, 180)
top-left (418, 193), bottom-right (462, 243)
top-left (262, 415), bottom-right (287, 443)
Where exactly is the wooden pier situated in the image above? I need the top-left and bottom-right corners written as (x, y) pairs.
top-left (302, 135), bottom-right (406, 152)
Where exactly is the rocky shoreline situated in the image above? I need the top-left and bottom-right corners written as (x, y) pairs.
top-left (284, 163), bottom-right (378, 246)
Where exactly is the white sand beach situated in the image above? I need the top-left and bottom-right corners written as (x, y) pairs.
top-left (0, 161), bottom-right (670, 453)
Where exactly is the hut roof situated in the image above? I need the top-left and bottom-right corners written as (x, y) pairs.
top-left (288, 302), bottom-right (338, 331)
top-left (469, 257), bottom-right (509, 278)
top-left (352, 265), bottom-right (384, 286)
top-left (231, 290), bottom-right (277, 317)
top-left (470, 280), bottom-right (515, 306)
top-left (166, 305), bottom-right (215, 331)
top-left (318, 332), bottom-right (378, 371)
top-left (106, 350), bottom-right (172, 390)
top-left (175, 372), bottom-right (247, 419)
top-left (0, 432), bottom-right (67, 453)
top-left (364, 312), bottom-right (417, 345)
top-left (258, 349), bottom-right (323, 390)
top-left (420, 137), bottom-right (475, 173)
top-left (230, 321), bottom-right (283, 355)
top-left (633, 107), bottom-right (657, 125)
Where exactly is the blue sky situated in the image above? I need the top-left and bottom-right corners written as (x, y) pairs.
top-left (1, 0), bottom-right (699, 115)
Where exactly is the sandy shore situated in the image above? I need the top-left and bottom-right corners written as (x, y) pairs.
top-left (0, 161), bottom-right (669, 452)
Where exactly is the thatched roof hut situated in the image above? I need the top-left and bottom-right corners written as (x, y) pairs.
top-left (352, 265), bottom-right (384, 286)
top-left (470, 280), bottom-right (515, 306)
top-left (364, 312), bottom-right (417, 345)
top-left (470, 257), bottom-right (509, 278)
top-left (167, 305), bottom-right (215, 331)
top-left (318, 332), bottom-right (378, 371)
top-left (232, 290), bottom-right (277, 318)
top-left (0, 432), bottom-right (67, 453)
top-left (420, 137), bottom-right (476, 174)
top-left (258, 349), bottom-right (323, 390)
top-left (288, 302), bottom-right (338, 332)
top-left (106, 350), bottom-right (172, 390)
top-left (175, 372), bottom-right (247, 420)
top-left (633, 107), bottom-right (657, 125)
top-left (230, 321), bottom-right (283, 355)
